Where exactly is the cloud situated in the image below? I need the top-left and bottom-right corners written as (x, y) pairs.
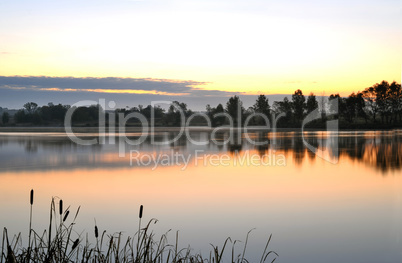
top-left (0, 76), bottom-right (242, 97)
top-left (0, 76), bottom-right (261, 111)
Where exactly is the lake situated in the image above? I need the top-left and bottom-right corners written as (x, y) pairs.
top-left (0, 129), bottom-right (401, 262)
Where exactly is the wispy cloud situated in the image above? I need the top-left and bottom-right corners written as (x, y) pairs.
top-left (1, 86), bottom-right (190, 96)
top-left (0, 76), bottom-right (255, 110)
top-left (0, 76), bottom-right (242, 97)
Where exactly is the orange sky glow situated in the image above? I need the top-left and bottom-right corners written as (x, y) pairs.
top-left (0, 0), bottom-right (401, 99)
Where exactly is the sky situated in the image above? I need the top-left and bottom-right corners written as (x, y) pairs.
top-left (0, 0), bottom-right (401, 110)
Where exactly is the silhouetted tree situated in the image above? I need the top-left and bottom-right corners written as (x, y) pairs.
top-left (1, 112), bottom-right (9, 124)
top-left (328, 93), bottom-right (346, 119)
top-left (252, 95), bottom-right (271, 125)
top-left (165, 101), bottom-right (191, 126)
top-left (306, 93), bottom-right (318, 114)
top-left (226, 96), bottom-right (245, 126)
top-left (273, 97), bottom-right (292, 126)
top-left (116, 104), bottom-right (165, 126)
top-left (253, 95), bottom-right (271, 116)
top-left (207, 103), bottom-right (225, 126)
top-left (39, 103), bottom-right (69, 122)
top-left (344, 92), bottom-right (365, 123)
top-left (140, 105), bottom-right (165, 123)
top-left (355, 92), bottom-right (367, 123)
top-left (376, 81), bottom-right (390, 123)
top-left (362, 86), bottom-right (379, 122)
top-left (206, 104), bottom-right (212, 114)
top-left (319, 93), bottom-right (327, 121)
top-left (23, 102), bottom-right (38, 114)
top-left (292, 89), bottom-right (305, 123)
top-left (71, 104), bottom-right (102, 124)
top-left (362, 80), bottom-right (402, 124)
top-left (389, 81), bottom-right (402, 122)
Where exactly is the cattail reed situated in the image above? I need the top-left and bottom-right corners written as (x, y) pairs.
top-left (63, 210), bottom-right (70, 222)
top-left (1, 194), bottom-right (278, 263)
top-left (139, 205), bottom-right (143, 219)
top-left (72, 239), bottom-right (79, 250)
top-left (59, 200), bottom-right (63, 215)
top-left (28, 189), bottom-right (34, 262)
top-left (30, 189), bottom-right (34, 205)
top-left (48, 199), bottom-right (53, 249)
top-left (137, 205), bottom-right (143, 252)
top-left (95, 225), bottom-right (99, 238)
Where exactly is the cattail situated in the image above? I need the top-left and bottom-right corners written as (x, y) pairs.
top-left (59, 200), bottom-right (63, 215)
top-left (30, 189), bottom-right (34, 205)
top-left (72, 239), bottom-right (79, 250)
top-left (139, 205), bottom-right (143, 219)
top-left (63, 210), bottom-right (70, 222)
top-left (28, 189), bottom-right (34, 258)
top-left (95, 225), bottom-right (99, 238)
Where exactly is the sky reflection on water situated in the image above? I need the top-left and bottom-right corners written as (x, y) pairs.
top-left (0, 130), bottom-right (401, 173)
top-left (0, 130), bottom-right (401, 263)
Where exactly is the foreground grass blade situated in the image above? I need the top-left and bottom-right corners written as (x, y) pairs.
top-left (1, 191), bottom-right (278, 263)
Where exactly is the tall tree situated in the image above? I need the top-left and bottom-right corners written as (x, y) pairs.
top-left (306, 93), bottom-right (318, 114)
top-left (291, 89), bottom-right (305, 122)
top-left (362, 86), bottom-right (379, 122)
top-left (355, 92), bottom-right (367, 123)
top-left (319, 92), bottom-right (327, 121)
top-left (363, 80), bottom-right (402, 124)
top-left (374, 81), bottom-right (391, 123)
top-left (1, 112), bottom-right (9, 124)
top-left (253, 95), bottom-right (271, 116)
top-left (253, 95), bottom-right (271, 125)
top-left (273, 97), bottom-right (293, 126)
top-left (388, 81), bottom-right (402, 122)
top-left (328, 93), bottom-right (346, 119)
top-left (166, 101), bottom-right (189, 126)
top-left (226, 96), bottom-right (245, 126)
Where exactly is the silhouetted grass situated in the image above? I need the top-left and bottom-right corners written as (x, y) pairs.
top-left (1, 190), bottom-right (278, 263)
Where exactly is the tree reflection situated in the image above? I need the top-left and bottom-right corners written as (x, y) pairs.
top-left (253, 132), bottom-right (269, 156)
top-left (0, 131), bottom-right (401, 173)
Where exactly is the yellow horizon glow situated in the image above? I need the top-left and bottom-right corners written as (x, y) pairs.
top-left (0, 10), bottom-right (401, 97)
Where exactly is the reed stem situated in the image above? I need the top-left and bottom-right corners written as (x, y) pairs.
top-left (28, 189), bottom-right (34, 263)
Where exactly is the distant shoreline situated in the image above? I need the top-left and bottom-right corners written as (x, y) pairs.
top-left (0, 126), bottom-right (401, 133)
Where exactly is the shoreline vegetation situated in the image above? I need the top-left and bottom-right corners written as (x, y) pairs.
top-left (1, 81), bottom-right (401, 130)
top-left (1, 190), bottom-right (278, 263)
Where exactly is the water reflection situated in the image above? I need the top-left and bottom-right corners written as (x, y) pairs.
top-left (0, 130), bottom-right (401, 172)
top-left (339, 133), bottom-right (402, 172)
top-left (1, 131), bottom-right (402, 263)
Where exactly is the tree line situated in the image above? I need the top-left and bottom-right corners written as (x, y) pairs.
top-left (1, 80), bottom-right (401, 128)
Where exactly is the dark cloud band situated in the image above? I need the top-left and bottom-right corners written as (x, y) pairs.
top-left (0, 76), bottom-right (241, 97)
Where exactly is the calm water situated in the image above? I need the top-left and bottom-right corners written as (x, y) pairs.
top-left (0, 130), bottom-right (402, 262)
